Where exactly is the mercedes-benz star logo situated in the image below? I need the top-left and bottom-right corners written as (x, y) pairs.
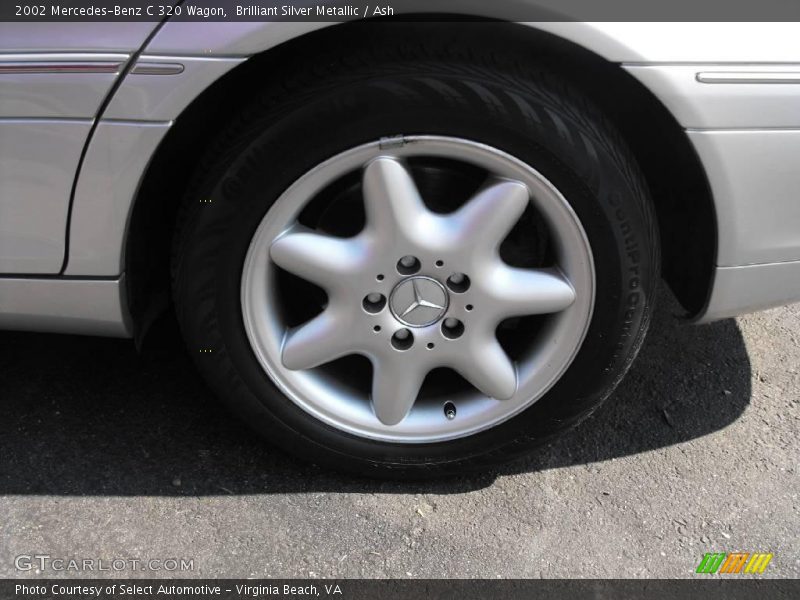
top-left (389, 276), bottom-right (449, 327)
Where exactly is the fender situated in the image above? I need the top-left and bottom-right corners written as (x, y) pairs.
top-left (0, 22), bottom-right (164, 274)
top-left (62, 16), bottom-right (800, 325)
top-left (61, 19), bottom-right (687, 277)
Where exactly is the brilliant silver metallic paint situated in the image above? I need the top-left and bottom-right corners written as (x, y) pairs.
top-left (63, 121), bottom-right (171, 275)
top-left (688, 129), bottom-right (800, 267)
top-left (623, 64), bottom-right (800, 269)
top-left (0, 120), bottom-right (91, 273)
top-left (2, 20), bottom-right (800, 335)
top-left (0, 53), bottom-right (127, 118)
top-left (0, 276), bottom-right (131, 337)
top-left (697, 260), bottom-right (800, 323)
top-left (0, 23), bottom-right (159, 53)
top-left (103, 55), bottom-right (245, 121)
top-left (0, 53), bottom-right (130, 274)
top-left (625, 64), bottom-right (800, 129)
top-left (241, 137), bottom-right (594, 441)
top-left (0, 24), bottom-right (158, 277)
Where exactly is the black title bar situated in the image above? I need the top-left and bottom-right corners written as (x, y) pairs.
top-left (5, 0), bottom-right (800, 22)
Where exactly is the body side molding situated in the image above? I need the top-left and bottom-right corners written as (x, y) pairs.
top-left (0, 275), bottom-right (132, 337)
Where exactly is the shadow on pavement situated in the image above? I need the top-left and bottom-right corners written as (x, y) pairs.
top-left (0, 288), bottom-right (751, 495)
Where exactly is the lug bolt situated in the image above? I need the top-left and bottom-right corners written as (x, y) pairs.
top-left (441, 318), bottom-right (465, 340)
top-left (362, 293), bottom-right (387, 314)
top-left (446, 273), bottom-right (470, 293)
top-left (391, 328), bottom-right (414, 350)
top-left (396, 255), bottom-right (421, 275)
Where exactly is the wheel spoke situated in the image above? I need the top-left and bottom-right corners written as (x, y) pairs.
top-left (448, 180), bottom-right (529, 250)
top-left (281, 310), bottom-right (352, 370)
top-left (456, 337), bottom-right (517, 400)
top-left (270, 227), bottom-right (366, 288)
top-left (370, 359), bottom-right (426, 426)
top-left (362, 157), bottom-right (428, 237)
top-left (487, 265), bottom-right (576, 318)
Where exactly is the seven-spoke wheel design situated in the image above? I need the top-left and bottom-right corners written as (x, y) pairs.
top-left (241, 136), bottom-right (595, 442)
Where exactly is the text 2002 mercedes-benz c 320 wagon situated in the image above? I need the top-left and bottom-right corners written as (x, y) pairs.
top-left (2, 16), bottom-right (800, 477)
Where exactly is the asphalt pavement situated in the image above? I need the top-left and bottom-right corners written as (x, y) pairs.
top-left (1, 287), bottom-right (797, 578)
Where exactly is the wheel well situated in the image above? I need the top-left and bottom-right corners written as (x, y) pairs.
top-left (126, 20), bottom-right (716, 342)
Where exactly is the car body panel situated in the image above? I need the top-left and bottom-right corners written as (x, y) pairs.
top-left (0, 275), bottom-right (131, 336)
top-left (0, 120), bottom-right (91, 273)
top-left (2, 19), bottom-right (800, 334)
top-left (0, 53), bottom-right (126, 118)
top-left (63, 55), bottom-right (244, 275)
top-left (0, 23), bottom-right (163, 275)
top-left (697, 260), bottom-right (800, 323)
top-left (64, 121), bottom-right (171, 275)
top-left (540, 22), bottom-right (800, 63)
top-left (0, 23), bottom-right (159, 53)
top-left (102, 55), bottom-right (245, 121)
top-left (688, 130), bottom-right (800, 267)
top-left (623, 64), bottom-right (800, 129)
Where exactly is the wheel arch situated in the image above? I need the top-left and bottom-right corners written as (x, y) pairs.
top-left (125, 20), bottom-right (716, 342)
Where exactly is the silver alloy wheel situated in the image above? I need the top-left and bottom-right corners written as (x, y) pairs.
top-left (241, 136), bottom-right (595, 443)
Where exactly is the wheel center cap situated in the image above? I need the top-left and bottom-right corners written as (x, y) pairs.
top-left (389, 276), bottom-right (449, 327)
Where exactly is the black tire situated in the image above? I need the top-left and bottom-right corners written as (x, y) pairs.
top-left (171, 27), bottom-right (659, 478)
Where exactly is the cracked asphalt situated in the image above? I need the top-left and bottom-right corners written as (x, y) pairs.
top-left (1, 288), bottom-right (797, 578)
